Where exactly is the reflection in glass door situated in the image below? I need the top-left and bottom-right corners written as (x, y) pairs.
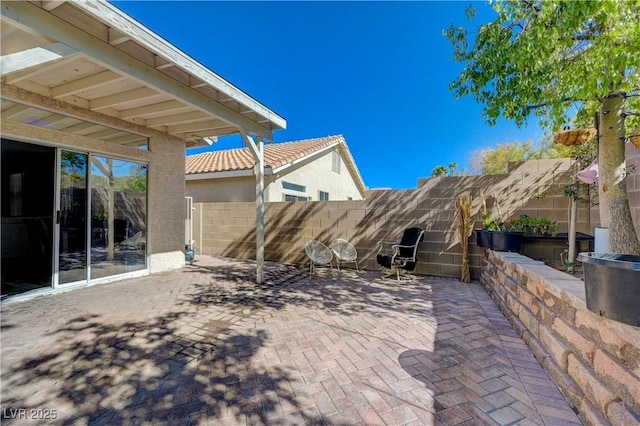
top-left (90, 156), bottom-right (147, 279)
top-left (58, 151), bottom-right (88, 284)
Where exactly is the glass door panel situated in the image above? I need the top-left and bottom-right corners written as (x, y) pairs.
top-left (58, 151), bottom-right (88, 284)
top-left (90, 156), bottom-right (147, 279)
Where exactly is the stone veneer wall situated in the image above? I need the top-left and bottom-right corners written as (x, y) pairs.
top-left (193, 159), bottom-right (586, 278)
top-left (480, 249), bottom-right (640, 425)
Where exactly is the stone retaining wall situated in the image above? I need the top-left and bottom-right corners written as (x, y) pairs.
top-left (480, 250), bottom-right (640, 425)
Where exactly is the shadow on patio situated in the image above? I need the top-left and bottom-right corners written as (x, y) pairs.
top-left (0, 255), bottom-right (580, 425)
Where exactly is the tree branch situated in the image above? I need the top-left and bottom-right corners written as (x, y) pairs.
top-left (526, 97), bottom-right (579, 111)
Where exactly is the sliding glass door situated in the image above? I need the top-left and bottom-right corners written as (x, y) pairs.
top-left (90, 156), bottom-right (147, 279)
top-left (2, 142), bottom-right (148, 297)
top-left (57, 152), bottom-right (148, 284)
top-left (58, 151), bottom-right (88, 284)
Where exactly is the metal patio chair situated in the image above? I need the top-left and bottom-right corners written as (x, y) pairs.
top-left (376, 227), bottom-right (424, 280)
top-left (329, 239), bottom-right (359, 272)
top-left (304, 240), bottom-right (333, 277)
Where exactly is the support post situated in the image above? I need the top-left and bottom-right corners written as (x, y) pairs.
top-left (240, 130), bottom-right (265, 284)
top-left (567, 197), bottom-right (577, 273)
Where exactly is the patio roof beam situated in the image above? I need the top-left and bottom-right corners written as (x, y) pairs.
top-left (0, 42), bottom-right (77, 76)
top-left (1, 83), bottom-right (178, 142)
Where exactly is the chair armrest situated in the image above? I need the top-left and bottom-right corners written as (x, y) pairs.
top-left (377, 240), bottom-right (400, 256)
top-left (394, 244), bottom-right (418, 249)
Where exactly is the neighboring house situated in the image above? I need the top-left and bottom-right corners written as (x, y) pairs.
top-left (1, 1), bottom-right (284, 299)
top-left (185, 135), bottom-right (367, 202)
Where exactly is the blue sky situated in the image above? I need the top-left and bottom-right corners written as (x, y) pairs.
top-left (113, 1), bottom-right (545, 189)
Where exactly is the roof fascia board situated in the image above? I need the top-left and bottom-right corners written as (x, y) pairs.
top-left (77, 0), bottom-right (286, 131)
top-left (271, 142), bottom-right (339, 174)
top-left (186, 167), bottom-right (274, 180)
top-left (337, 142), bottom-right (367, 197)
top-left (1, 1), bottom-right (276, 141)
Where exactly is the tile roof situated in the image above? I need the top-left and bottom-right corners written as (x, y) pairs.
top-left (185, 135), bottom-right (345, 174)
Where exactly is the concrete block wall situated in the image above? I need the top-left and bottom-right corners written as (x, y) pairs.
top-left (480, 250), bottom-right (640, 425)
top-left (193, 159), bottom-right (589, 279)
top-left (626, 142), bottom-right (640, 238)
top-left (589, 142), bottom-right (640, 238)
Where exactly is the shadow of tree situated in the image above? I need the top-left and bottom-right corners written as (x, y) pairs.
top-left (3, 257), bottom-right (439, 425)
top-left (0, 294), bottom-right (323, 424)
top-left (183, 259), bottom-right (436, 320)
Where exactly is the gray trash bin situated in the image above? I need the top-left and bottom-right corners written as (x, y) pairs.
top-left (577, 252), bottom-right (640, 327)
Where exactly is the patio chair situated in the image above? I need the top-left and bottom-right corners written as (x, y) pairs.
top-left (329, 239), bottom-right (359, 272)
top-left (304, 240), bottom-right (333, 277)
top-left (119, 231), bottom-right (145, 252)
top-left (376, 227), bottom-right (424, 280)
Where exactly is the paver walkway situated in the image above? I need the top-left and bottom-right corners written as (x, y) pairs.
top-left (0, 256), bottom-right (581, 425)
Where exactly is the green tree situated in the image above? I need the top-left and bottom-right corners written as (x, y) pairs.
top-left (432, 165), bottom-right (449, 177)
top-left (432, 162), bottom-right (462, 177)
top-left (470, 138), bottom-right (573, 174)
top-left (445, 0), bottom-right (640, 253)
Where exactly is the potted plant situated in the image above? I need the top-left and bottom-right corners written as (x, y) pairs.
top-left (475, 192), bottom-right (523, 252)
top-left (475, 193), bottom-right (499, 248)
top-left (509, 214), bottom-right (557, 237)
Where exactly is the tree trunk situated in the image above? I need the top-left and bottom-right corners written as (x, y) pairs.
top-left (598, 93), bottom-right (640, 254)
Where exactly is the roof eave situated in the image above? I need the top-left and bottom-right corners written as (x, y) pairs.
top-left (76, 0), bottom-right (287, 133)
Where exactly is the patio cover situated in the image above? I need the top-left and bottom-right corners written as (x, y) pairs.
top-left (1, 0), bottom-right (286, 283)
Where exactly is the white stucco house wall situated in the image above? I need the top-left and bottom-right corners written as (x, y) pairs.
top-left (1, 1), bottom-right (284, 299)
top-left (185, 135), bottom-right (367, 203)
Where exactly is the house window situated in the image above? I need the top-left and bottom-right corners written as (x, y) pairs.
top-left (332, 151), bottom-right (341, 174)
top-left (284, 194), bottom-right (309, 202)
top-left (282, 181), bottom-right (309, 201)
top-left (319, 191), bottom-right (329, 201)
top-left (283, 181), bottom-right (306, 192)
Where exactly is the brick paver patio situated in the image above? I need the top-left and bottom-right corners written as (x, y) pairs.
top-left (0, 255), bottom-right (581, 425)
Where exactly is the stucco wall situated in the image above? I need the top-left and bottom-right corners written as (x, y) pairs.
top-left (269, 148), bottom-right (363, 201)
top-left (193, 159), bottom-right (592, 278)
top-left (480, 250), bottom-right (640, 425)
top-left (186, 146), bottom-right (363, 203)
top-left (147, 134), bottom-right (187, 273)
top-left (187, 176), bottom-right (257, 203)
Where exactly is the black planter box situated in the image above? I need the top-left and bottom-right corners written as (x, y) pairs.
top-left (490, 231), bottom-right (524, 253)
top-left (577, 252), bottom-right (640, 327)
top-left (475, 229), bottom-right (492, 248)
